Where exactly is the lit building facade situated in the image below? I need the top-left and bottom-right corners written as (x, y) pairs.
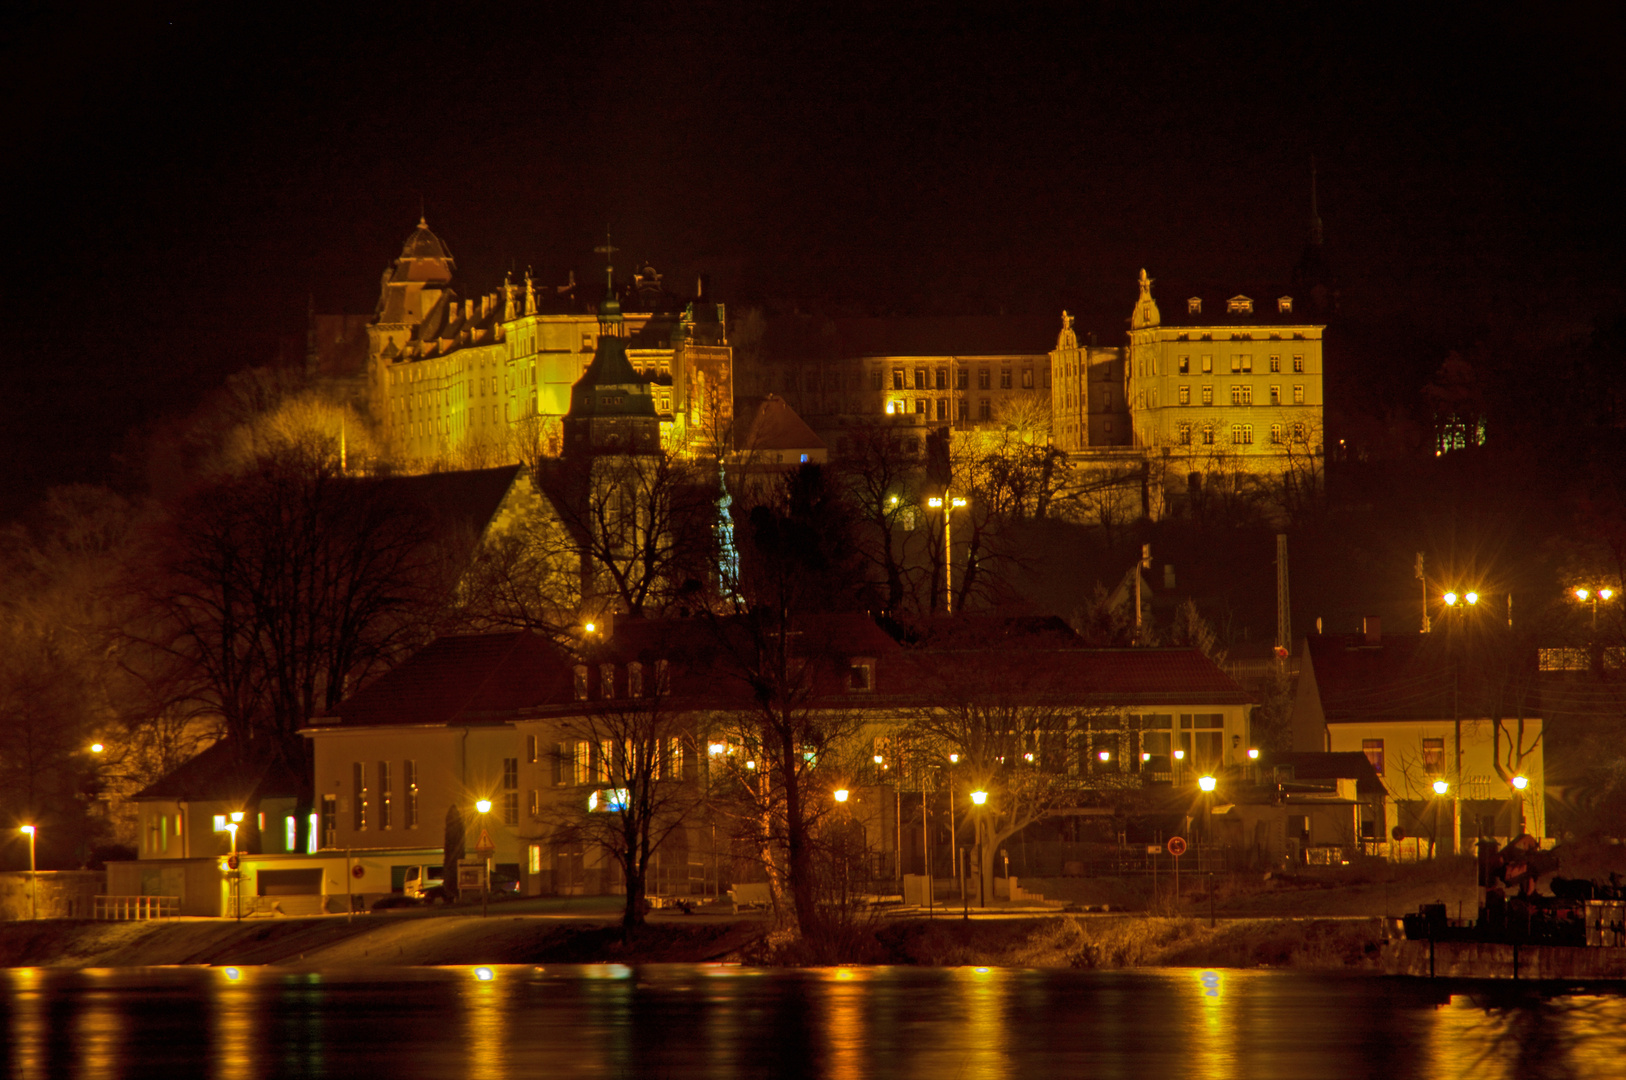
top-left (367, 219), bottom-right (731, 467)
top-left (1124, 269), bottom-right (1325, 470)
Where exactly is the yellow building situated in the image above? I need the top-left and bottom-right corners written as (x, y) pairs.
top-left (1049, 310), bottom-right (1130, 452)
top-left (367, 219), bottom-right (731, 467)
top-left (1125, 269), bottom-right (1325, 474)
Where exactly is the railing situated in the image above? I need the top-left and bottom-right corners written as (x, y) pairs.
top-left (94, 895), bottom-right (180, 921)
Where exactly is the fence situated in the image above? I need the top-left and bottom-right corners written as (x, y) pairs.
top-left (94, 895), bottom-right (180, 921)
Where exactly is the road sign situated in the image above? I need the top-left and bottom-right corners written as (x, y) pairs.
top-left (1166, 836), bottom-right (1187, 857)
top-left (476, 828), bottom-right (495, 853)
top-left (1146, 845), bottom-right (1162, 855)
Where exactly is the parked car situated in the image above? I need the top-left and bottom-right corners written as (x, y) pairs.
top-left (402, 865), bottom-right (445, 900)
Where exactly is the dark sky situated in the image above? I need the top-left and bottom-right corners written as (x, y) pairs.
top-left (6, 1), bottom-right (1623, 514)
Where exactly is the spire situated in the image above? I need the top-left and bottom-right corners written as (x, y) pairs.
top-left (1308, 157), bottom-right (1324, 247)
top-left (593, 229), bottom-right (622, 332)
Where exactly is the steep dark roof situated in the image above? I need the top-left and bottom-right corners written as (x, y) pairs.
top-left (370, 465), bottom-right (523, 542)
top-left (734, 395), bottom-right (827, 454)
top-left (1143, 281), bottom-right (1324, 329)
top-left (1304, 632), bottom-right (1540, 721)
top-left (400, 217), bottom-right (451, 261)
top-left (568, 334), bottom-right (656, 417)
top-left (326, 631), bottom-right (575, 726)
top-left (133, 740), bottom-right (302, 803)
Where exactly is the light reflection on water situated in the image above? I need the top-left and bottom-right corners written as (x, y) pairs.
top-left (5, 964), bottom-right (1626, 1078)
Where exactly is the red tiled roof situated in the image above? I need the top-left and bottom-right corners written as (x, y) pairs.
top-left (1305, 633), bottom-right (1541, 721)
top-left (133, 738), bottom-right (302, 802)
top-left (734, 395), bottom-right (827, 454)
top-left (326, 630), bottom-right (575, 726)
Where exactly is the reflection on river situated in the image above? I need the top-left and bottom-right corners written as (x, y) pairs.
top-left (6, 964), bottom-right (1626, 1079)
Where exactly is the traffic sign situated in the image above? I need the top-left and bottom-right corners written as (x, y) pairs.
top-left (1166, 836), bottom-right (1187, 857)
top-left (476, 828), bottom-right (495, 852)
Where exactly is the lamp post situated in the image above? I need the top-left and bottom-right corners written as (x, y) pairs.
top-left (969, 789), bottom-right (988, 909)
top-left (19, 826), bottom-right (36, 920)
top-left (1574, 587), bottom-right (1617, 675)
top-left (1510, 774), bottom-right (1529, 835)
top-left (1441, 589), bottom-right (1482, 855)
top-left (227, 811), bottom-right (244, 920)
top-left (946, 753), bottom-right (961, 902)
top-left (475, 799), bottom-right (492, 918)
top-left (1432, 779), bottom-right (1449, 860)
top-left (926, 493), bottom-right (969, 613)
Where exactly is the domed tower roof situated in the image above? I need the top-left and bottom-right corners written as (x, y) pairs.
top-left (390, 217), bottom-right (455, 285)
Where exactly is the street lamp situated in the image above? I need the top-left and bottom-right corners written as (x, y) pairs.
top-left (1198, 775), bottom-right (1217, 793)
top-left (474, 799), bottom-right (493, 917)
top-left (19, 826), bottom-right (36, 920)
top-left (226, 812), bottom-right (244, 920)
top-left (968, 790), bottom-right (988, 910)
top-left (833, 788), bottom-right (850, 803)
top-left (1431, 779), bottom-right (1449, 860)
top-left (927, 492), bottom-right (970, 613)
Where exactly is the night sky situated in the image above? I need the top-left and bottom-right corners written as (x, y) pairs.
top-left (6, 2), bottom-right (1622, 516)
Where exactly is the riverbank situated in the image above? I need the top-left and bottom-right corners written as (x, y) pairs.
top-left (0, 911), bottom-right (1387, 971)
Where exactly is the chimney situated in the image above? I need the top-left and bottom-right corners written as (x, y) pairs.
top-left (465, 299), bottom-right (474, 321)
top-left (1362, 616), bottom-right (1381, 645)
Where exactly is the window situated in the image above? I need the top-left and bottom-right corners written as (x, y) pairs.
top-left (1230, 385), bottom-right (1243, 405)
top-left (1105, 418), bottom-right (1113, 435)
top-left (1103, 389), bottom-right (1112, 409)
top-left (1241, 386), bottom-right (1253, 405)
top-left (1241, 355), bottom-right (1253, 373)
top-left (979, 398), bottom-right (991, 420)
top-left (526, 735), bottom-right (538, 764)
top-left (870, 369), bottom-right (883, 390)
top-left (956, 368), bottom-right (969, 390)
top-left (654, 659), bottom-right (670, 694)
top-left (1422, 738), bottom-right (1445, 772)
top-left (1187, 297), bottom-right (1202, 315)
top-left (892, 369), bottom-right (905, 390)
top-left (1362, 739), bottom-right (1384, 775)
top-left (1177, 422), bottom-right (1192, 445)
top-left (1201, 424), bottom-right (1215, 445)
top-left (503, 758), bottom-right (518, 791)
top-left (1201, 385), bottom-right (1213, 406)
top-left (1000, 369), bottom-right (1013, 389)
top-left (529, 843), bottom-right (543, 874)
top-left (1270, 385), bottom-right (1281, 405)
top-left (959, 398), bottom-right (970, 421)
top-left (1293, 421), bottom-right (1306, 441)
top-left (1181, 712), bottom-right (1226, 767)
top-left (978, 367), bottom-right (991, 390)
top-left (1293, 385), bottom-right (1306, 404)
top-left (628, 661), bottom-right (644, 697)
top-left (1230, 355), bottom-right (1241, 373)
top-left (936, 398), bottom-right (947, 421)
top-left (1270, 355), bottom-right (1282, 373)
top-left (1230, 424), bottom-right (1253, 445)
top-left (353, 762), bottom-right (367, 831)
top-left (1270, 424), bottom-right (1283, 444)
top-left (1278, 296), bottom-right (1293, 314)
top-left (529, 789), bottom-right (540, 818)
top-left (1178, 385), bottom-right (1190, 405)
top-left (1021, 368), bottom-right (1034, 389)
top-left (1201, 355), bottom-right (1213, 374)
top-left (914, 368), bottom-right (927, 390)
top-left (379, 761), bottom-right (392, 830)
top-left (1227, 296), bottom-right (1253, 315)
top-left (1293, 355), bottom-right (1305, 374)
top-left (849, 660), bottom-right (873, 691)
top-left (552, 744), bottom-right (567, 786)
top-left (935, 368), bottom-right (948, 390)
top-left (600, 663), bottom-right (616, 699)
top-left (405, 760), bottom-right (419, 828)
top-left (573, 741), bottom-right (593, 786)
top-left (914, 399), bottom-right (926, 414)
top-left (502, 792), bottom-right (520, 826)
top-left (573, 665), bottom-right (588, 700)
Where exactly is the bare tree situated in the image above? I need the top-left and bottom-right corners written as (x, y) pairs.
top-left (546, 676), bottom-right (704, 936)
top-left (832, 422), bottom-right (930, 618)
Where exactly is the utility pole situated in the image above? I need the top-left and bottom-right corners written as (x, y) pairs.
top-left (1276, 534), bottom-right (1292, 657)
top-left (1416, 552), bottom-right (1431, 633)
top-left (1135, 544), bottom-right (1151, 644)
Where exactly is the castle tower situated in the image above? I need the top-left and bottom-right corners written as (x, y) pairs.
top-left (367, 217), bottom-right (458, 422)
top-left (562, 273), bottom-right (661, 458)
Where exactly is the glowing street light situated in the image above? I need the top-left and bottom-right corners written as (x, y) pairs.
top-left (708, 742), bottom-right (726, 756)
top-left (1247, 748), bottom-right (1260, 760)
top-left (833, 788), bottom-right (850, 803)
top-left (475, 799), bottom-right (492, 815)
top-left (1198, 775), bottom-right (1217, 793)
top-left (1173, 749), bottom-right (1186, 761)
top-left (1097, 750), bottom-right (1111, 763)
top-left (969, 790), bottom-right (988, 806)
top-left (1443, 592), bottom-right (1457, 607)
top-left (1511, 775), bottom-right (1529, 791)
top-left (89, 743), bottom-right (104, 754)
top-left (1432, 779), bottom-right (1449, 796)
top-left (19, 825), bottom-right (36, 920)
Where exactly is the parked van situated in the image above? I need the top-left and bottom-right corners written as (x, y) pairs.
top-left (402, 865), bottom-right (445, 900)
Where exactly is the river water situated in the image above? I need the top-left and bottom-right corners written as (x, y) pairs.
top-left (6, 964), bottom-right (1626, 1079)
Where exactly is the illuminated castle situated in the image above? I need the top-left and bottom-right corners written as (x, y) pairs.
top-left (365, 219), bottom-right (731, 467)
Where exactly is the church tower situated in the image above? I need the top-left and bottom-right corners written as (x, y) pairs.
top-left (562, 247), bottom-right (661, 457)
top-left (367, 217), bottom-right (457, 422)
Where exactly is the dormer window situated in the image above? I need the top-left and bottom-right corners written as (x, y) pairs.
top-left (573, 665), bottom-right (589, 701)
top-left (1187, 298), bottom-right (1202, 316)
top-left (1277, 296), bottom-right (1293, 314)
top-left (599, 663), bottom-right (616, 699)
top-left (849, 659), bottom-right (875, 691)
top-left (1227, 296), bottom-right (1253, 315)
top-left (628, 662), bottom-right (644, 697)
